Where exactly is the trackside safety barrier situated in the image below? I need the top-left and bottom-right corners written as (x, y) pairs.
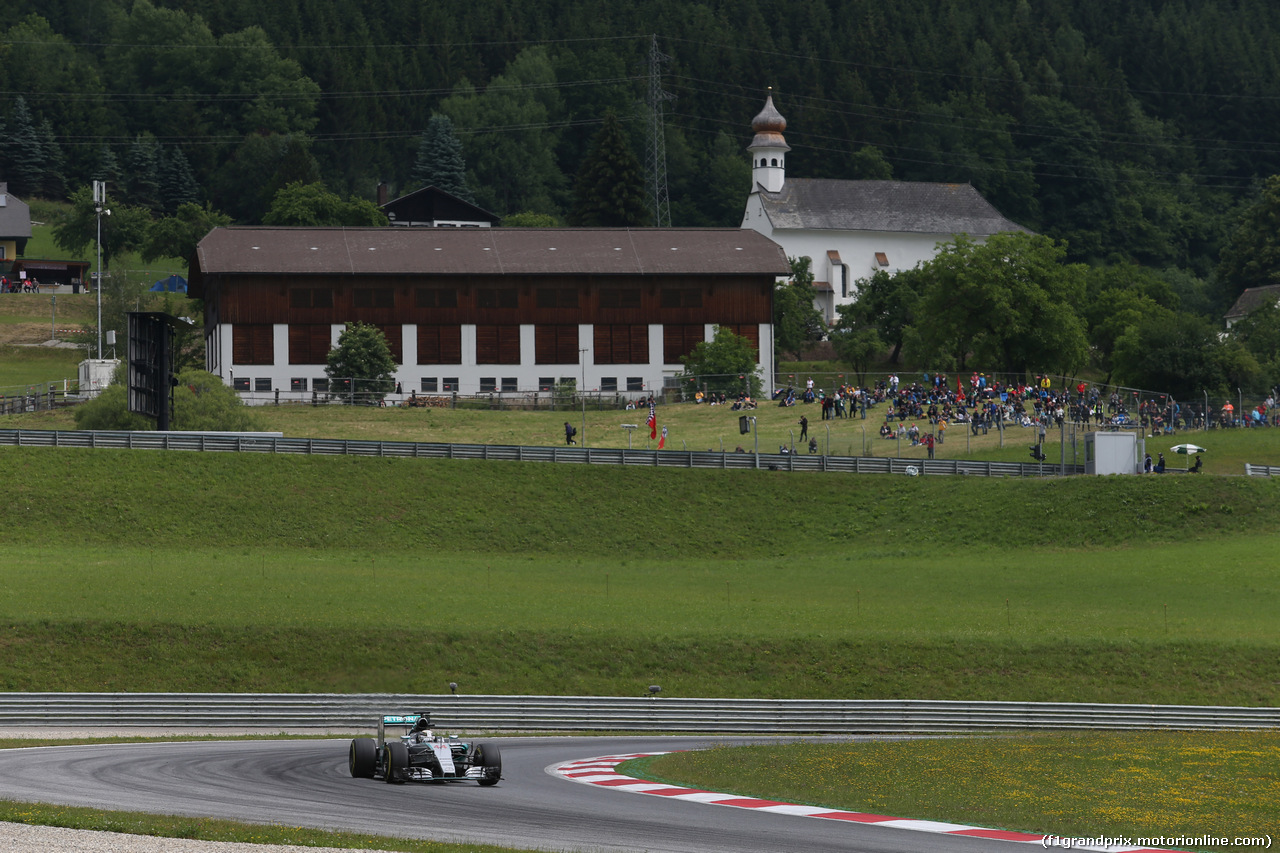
top-left (0, 429), bottom-right (1085, 477)
top-left (0, 694), bottom-right (1275, 733)
top-left (1245, 463), bottom-right (1280, 477)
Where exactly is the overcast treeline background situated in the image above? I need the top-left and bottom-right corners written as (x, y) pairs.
top-left (5, 0), bottom-right (1280, 397)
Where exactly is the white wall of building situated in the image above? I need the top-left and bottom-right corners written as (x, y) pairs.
top-left (212, 321), bottom-right (774, 404)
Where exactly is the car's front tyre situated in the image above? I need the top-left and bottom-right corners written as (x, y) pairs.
top-left (384, 741), bottom-right (408, 784)
top-left (473, 742), bottom-right (502, 786)
top-left (349, 738), bottom-right (377, 778)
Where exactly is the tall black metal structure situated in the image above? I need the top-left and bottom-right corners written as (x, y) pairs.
top-left (644, 34), bottom-right (674, 228)
top-left (127, 312), bottom-right (180, 431)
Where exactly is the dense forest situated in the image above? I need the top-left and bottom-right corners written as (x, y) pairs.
top-left (4, 0), bottom-right (1280, 395)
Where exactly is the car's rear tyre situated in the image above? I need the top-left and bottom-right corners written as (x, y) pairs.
top-left (473, 742), bottom-right (501, 786)
top-left (349, 738), bottom-right (377, 778)
top-left (384, 741), bottom-right (408, 784)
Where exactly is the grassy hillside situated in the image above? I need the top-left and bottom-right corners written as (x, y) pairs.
top-left (2, 447), bottom-right (1278, 704)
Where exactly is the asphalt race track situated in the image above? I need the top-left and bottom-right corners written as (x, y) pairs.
top-left (0, 736), bottom-right (1023, 853)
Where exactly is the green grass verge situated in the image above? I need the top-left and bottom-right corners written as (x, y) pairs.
top-left (632, 732), bottom-right (1280, 853)
top-left (0, 799), bottom-right (535, 852)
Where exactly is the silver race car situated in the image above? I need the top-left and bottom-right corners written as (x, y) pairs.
top-left (349, 712), bottom-right (502, 786)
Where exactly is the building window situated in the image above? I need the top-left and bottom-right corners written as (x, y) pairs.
top-left (599, 288), bottom-right (641, 309)
top-left (233, 377), bottom-right (250, 391)
top-left (875, 251), bottom-right (889, 267)
top-left (538, 377), bottom-right (554, 391)
top-left (374, 324), bottom-right (403, 364)
top-left (417, 325), bottom-right (462, 364)
top-left (478, 288), bottom-right (518, 309)
top-left (480, 377), bottom-right (497, 392)
top-left (442, 377), bottom-right (458, 392)
top-left (601, 377), bottom-right (618, 392)
top-left (314, 378), bottom-right (330, 393)
top-left (502, 377), bottom-right (518, 392)
top-left (289, 325), bottom-right (331, 365)
top-left (536, 288), bottom-right (578, 308)
top-left (627, 377), bottom-right (644, 392)
top-left (232, 325), bottom-right (274, 365)
top-left (476, 325), bottom-right (520, 364)
top-left (290, 287), bottom-right (333, 309)
top-left (661, 288), bottom-right (702, 308)
top-left (255, 378), bottom-right (272, 392)
top-left (290, 378), bottom-right (307, 392)
top-left (663, 325), bottom-right (706, 364)
top-left (420, 377), bottom-right (438, 393)
top-left (535, 325), bottom-right (579, 364)
top-left (594, 324), bottom-right (649, 365)
top-left (415, 288), bottom-right (458, 309)
top-left (354, 287), bottom-right (394, 308)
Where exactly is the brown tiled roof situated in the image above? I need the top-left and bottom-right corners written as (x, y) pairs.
top-left (193, 227), bottom-right (791, 278)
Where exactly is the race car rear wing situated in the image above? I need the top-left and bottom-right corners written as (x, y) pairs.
top-left (377, 713), bottom-right (426, 746)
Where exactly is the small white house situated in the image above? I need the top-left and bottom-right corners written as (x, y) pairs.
top-left (740, 94), bottom-right (1030, 324)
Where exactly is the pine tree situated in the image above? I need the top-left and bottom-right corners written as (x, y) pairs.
top-left (3, 97), bottom-right (45, 197)
top-left (569, 110), bottom-right (650, 227)
top-left (158, 145), bottom-right (201, 213)
top-left (37, 118), bottom-right (67, 199)
top-left (125, 136), bottom-right (162, 211)
top-left (411, 114), bottom-right (472, 202)
top-left (93, 144), bottom-right (122, 188)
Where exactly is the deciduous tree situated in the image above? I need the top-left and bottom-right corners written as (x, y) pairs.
top-left (326, 322), bottom-right (397, 401)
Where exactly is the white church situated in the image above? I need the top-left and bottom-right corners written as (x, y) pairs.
top-left (740, 93), bottom-right (1030, 325)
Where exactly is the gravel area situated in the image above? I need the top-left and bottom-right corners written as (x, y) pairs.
top-left (0, 823), bottom-right (357, 852)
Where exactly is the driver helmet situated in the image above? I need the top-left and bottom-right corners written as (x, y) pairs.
top-left (410, 713), bottom-right (432, 734)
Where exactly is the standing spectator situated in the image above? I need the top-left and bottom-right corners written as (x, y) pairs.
top-left (798, 415), bottom-right (808, 440)
top-left (564, 421), bottom-right (576, 445)
top-left (924, 431), bottom-right (935, 459)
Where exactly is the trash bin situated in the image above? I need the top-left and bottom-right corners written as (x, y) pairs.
top-left (72, 283), bottom-right (81, 294)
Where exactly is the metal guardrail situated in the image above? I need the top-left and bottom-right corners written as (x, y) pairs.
top-left (0, 429), bottom-right (1084, 477)
top-left (0, 694), bottom-right (1275, 733)
top-left (1245, 463), bottom-right (1280, 477)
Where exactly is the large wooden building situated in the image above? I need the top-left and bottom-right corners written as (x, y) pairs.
top-left (188, 226), bottom-right (790, 400)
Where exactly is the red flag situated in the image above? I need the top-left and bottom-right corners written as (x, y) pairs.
top-left (658, 425), bottom-right (667, 449)
top-left (647, 401), bottom-right (657, 439)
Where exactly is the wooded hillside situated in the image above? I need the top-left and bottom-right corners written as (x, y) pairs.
top-left (4, 1), bottom-right (1280, 346)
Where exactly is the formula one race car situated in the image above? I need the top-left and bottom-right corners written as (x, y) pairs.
top-left (349, 712), bottom-right (501, 786)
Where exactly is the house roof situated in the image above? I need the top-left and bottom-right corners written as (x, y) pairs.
top-left (0, 183), bottom-right (32, 242)
top-left (380, 185), bottom-right (501, 226)
top-left (754, 178), bottom-right (1029, 236)
top-left (1225, 284), bottom-right (1280, 321)
top-left (192, 227), bottom-right (791, 286)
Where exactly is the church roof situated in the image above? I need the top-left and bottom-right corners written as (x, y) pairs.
top-left (1225, 284), bottom-right (1280, 322)
top-left (749, 94), bottom-right (790, 152)
top-left (755, 178), bottom-right (1029, 235)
